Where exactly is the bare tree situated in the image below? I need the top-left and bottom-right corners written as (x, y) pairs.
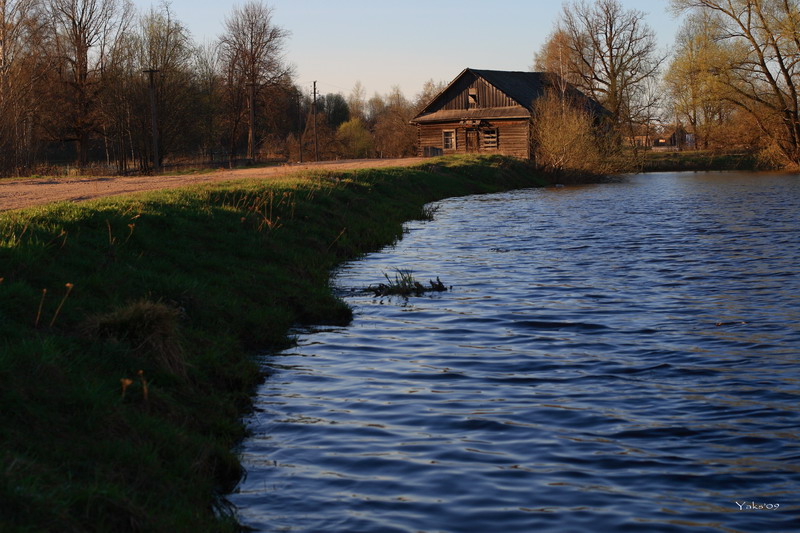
top-left (543, 0), bottom-right (665, 133)
top-left (663, 11), bottom-right (735, 149)
top-left (532, 29), bottom-right (584, 87)
top-left (193, 40), bottom-right (223, 162)
top-left (671, 0), bottom-right (800, 165)
top-left (46, 0), bottom-right (132, 167)
top-left (218, 0), bottom-right (291, 163)
top-left (371, 87), bottom-right (416, 158)
top-left (0, 0), bottom-right (47, 175)
top-left (347, 80), bottom-right (366, 121)
top-left (321, 92), bottom-right (349, 128)
top-left (136, 4), bottom-right (196, 166)
top-left (413, 78), bottom-right (446, 114)
top-left (97, 3), bottom-right (197, 173)
top-left (98, 24), bottom-right (138, 172)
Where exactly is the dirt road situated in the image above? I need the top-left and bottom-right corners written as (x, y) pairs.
top-left (0, 158), bottom-right (426, 212)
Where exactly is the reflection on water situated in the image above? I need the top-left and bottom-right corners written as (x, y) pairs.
top-left (230, 172), bottom-right (800, 532)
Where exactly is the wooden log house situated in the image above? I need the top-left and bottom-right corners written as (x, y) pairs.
top-left (411, 68), bottom-right (608, 159)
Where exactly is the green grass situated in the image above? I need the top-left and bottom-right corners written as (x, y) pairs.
top-left (0, 159), bottom-right (280, 181)
top-left (0, 155), bottom-right (546, 532)
top-left (160, 159), bottom-right (285, 177)
top-left (639, 150), bottom-right (764, 172)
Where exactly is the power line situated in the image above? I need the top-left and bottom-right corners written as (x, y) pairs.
top-left (298, 80), bottom-right (352, 94)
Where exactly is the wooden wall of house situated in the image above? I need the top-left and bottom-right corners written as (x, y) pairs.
top-left (434, 74), bottom-right (519, 111)
top-left (417, 119), bottom-right (530, 159)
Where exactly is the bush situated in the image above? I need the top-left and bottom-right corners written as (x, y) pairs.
top-left (531, 89), bottom-right (625, 178)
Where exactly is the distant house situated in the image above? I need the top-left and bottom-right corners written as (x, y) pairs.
top-left (654, 124), bottom-right (695, 151)
top-left (627, 124), bottom-right (657, 148)
top-left (410, 68), bottom-right (608, 159)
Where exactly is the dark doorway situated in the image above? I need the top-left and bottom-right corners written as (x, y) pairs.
top-left (466, 129), bottom-right (479, 153)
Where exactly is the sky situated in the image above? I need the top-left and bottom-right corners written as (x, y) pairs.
top-left (131, 0), bottom-right (685, 100)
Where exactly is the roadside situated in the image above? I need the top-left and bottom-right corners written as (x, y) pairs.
top-left (0, 157), bottom-right (426, 211)
top-left (1, 152), bottom-right (775, 213)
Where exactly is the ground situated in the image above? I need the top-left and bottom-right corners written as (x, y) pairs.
top-left (0, 158), bottom-right (425, 212)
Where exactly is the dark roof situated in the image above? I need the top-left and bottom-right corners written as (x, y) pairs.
top-left (470, 69), bottom-right (554, 110)
top-left (412, 68), bottom-right (609, 123)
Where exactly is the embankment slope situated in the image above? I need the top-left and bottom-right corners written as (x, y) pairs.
top-left (0, 155), bottom-right (545, 532)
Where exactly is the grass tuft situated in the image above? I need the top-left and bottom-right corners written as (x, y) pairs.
top-left (81, 300), bottom-right (187, 378)
top-left (370, 269), bottom-right (449, 297)
top-left (419, 203), bottom-right (440, 221)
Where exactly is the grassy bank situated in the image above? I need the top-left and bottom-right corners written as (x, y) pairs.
top-left (639, 150), bottom-right (764, 172)
top-left (0, 155), bottom-right (545, 532)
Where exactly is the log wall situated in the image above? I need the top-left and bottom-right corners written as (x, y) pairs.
top-left (434, 74), bottom-right (517, 111)
top-left (417, 119), bottom-right (530, 159)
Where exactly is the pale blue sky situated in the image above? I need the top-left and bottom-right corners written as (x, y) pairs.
top-left (132, 0), bottom-right (683, 99)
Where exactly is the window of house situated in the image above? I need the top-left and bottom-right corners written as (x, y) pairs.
top-left (482, 129), bottom-right (498, 150)
top-left (442, 130), bottom-right (456, 150)
top-left (468, 88), bottom-right (478, 108)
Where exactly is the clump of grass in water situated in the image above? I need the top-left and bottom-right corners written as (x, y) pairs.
top-left (419, 203), bottom-right (440, 221)
top-left (370, 269), bottom-right (448, 297)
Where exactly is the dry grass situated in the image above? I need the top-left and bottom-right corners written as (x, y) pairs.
top-left (82, 300), bottom-right (187, 378)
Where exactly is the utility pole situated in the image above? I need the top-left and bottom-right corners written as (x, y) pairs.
top-left (312, 81), bottom-right (319, 162)
top-left (143, 68), bottom-right (160, 173)
top-left (297, 91), bottom-right (303, 163)
top-left (247, 81), bottom-right (256, 162)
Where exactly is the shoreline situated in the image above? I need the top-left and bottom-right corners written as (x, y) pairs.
top-left (0, 155), bottom-right (546, 531)
top-left (0, 151), bottom-right (776, 214)
top-left (638, 150), bottom-right (765, 173)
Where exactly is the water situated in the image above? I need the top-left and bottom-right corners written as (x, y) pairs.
top-left (230, 172), bottom-right (800, 533)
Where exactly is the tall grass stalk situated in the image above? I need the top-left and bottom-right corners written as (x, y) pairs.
top-left (48, 283), bottom-right (73, 328)
top-left (34, 288), bottom-right (47, 328)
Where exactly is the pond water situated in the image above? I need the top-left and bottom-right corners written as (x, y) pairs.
top-left (229, 172), bottom-right (800, 533)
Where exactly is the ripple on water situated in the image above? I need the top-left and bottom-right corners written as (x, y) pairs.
top-left (231, 173), bottom-right (800, 533)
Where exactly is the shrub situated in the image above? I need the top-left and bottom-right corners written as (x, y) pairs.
top-left (531, 89), bottom-right (623, 178)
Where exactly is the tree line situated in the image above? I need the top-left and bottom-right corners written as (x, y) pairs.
top-left (5, 0), bottom-right (800, 178)
top-left (0, 0), bottom-right (435, 177)
top-left (534, 0), bottom-right (800, 168)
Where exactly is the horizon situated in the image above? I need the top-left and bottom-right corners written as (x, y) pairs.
top-left (131, 0), bottom-right (683, 99)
